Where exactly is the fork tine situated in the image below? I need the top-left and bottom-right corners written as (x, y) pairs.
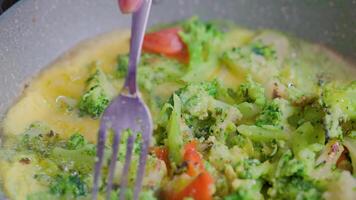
top-left (106, 130), bottom-right (121, 200)
top-left (92, 124), bottom-right (108, 200)
top-left (133, 132), bottom-right (151, 200)
top-left (119, 131), bottom-right (137, 200)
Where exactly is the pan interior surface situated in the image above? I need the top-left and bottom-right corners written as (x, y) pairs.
top-left (0, 1), bottom-right (356, 200)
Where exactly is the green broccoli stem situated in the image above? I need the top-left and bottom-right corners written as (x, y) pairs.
top-left (237, 125), bottom-right (288, 142)
top-left (167, 94), bottom-right (184, 164)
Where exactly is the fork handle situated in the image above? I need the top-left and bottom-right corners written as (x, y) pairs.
top-left (124, 0), bottom-right (152, 95)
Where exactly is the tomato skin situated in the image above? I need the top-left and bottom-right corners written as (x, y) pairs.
top-left (169, 48), bottom-right (189, 63)
top-left (143, 27), bottom-right (184, 54)
top-left (161, 141), bottom-right (215, 200)
top-left (143, 27), bottom-right (188, 62)
top-left (184, 141), bottom-right (204, 176)
top-left (152, 146), bottom-right (170, 167)
top-left (172, 171), bottom-right (214, 200)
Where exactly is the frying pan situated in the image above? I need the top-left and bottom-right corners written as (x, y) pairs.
top-left (0, 0), bottom-right (355, 199)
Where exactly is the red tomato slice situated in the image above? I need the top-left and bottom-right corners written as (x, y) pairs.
top-left (152, 146), bottom-right (170, 167)
top-left (173, 171), bottom-right (214, 200)
top-left (143, 27), bottom-right (185, 55)
top-left (168, 47), bottom-right (189, 64)
top-left (184, 141), bottom-right (204, 176)
top-left (162, 141), bottom-right (215, 200)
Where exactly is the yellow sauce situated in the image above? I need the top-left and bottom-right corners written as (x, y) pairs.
top-left (2, 28), bottom-right (255, 142)
top-left (3, 31), bottom-right (130, 143)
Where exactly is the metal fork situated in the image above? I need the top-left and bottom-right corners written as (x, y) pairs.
top-left (92, 1), bottom-right (152, 199)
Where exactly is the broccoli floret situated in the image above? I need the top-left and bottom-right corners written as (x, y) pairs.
top-left (275, 150), bottom-right (304, 177)
top-left (169, 81), bottom-right (241, 140)
top-left (255, 98), bottom-right (295, 130)
top-left (11, 124), bottom-right (164, 199)
top-left (221, 38), bottom-right (280, 86)
top-left (174, 81), bottom-right (219, 118)
top-left (116, 54), bottom-right (129, 78)
top-left (116, 53), bottom-right (183, 92)
top-left (268, 176), bottom-right (322, 200)
top-left (17, 122), bottom-right (60, 157)
top-left (19, 128), bottom-right (96, 174)
top-left (225, 179), bottom-right (264, 200)
top-left (49, 173), bottom-right (88, 198)
top-left (179, 17), bottom-right (223, 82)
top-left (116, 53), bottom-right (184, 122)
top-left (117, 130), bottom-right (142, 161)
top-left (66, 133), bottom-right (87, 150)
top-left (17, 123), bottom-right (95, 161)
top-left (78, 66), bottom-right (116, 118)
top-left (180, 17), bottom-right (222, 65)
top-left (322, 81), bottom-right (356, 138)
top-left (138, 53), bottom-right (183, 87)
top-left (14, 125), bottom-right (94, 199)
top-left (237, 159), bottom-right (271, 179)
top-left (236, 77), bottom-right (266, 107)
top-left (250, 41), bottom-right (276, 59)
top-left (255, 101), bottom-right (281, 127)
top-left (50, 146), bottom-right (95, 174)
top-left (269, 147), bottom-right (325, 199)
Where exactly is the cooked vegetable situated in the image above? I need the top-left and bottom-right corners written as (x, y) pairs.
top-left (183, 141), bottom-right (204, 177)
top-left (235, 77), bottom-right (266, 106)
top-left (143, 27), bottom-right (186, 56)
top-left (291, 122), bottom-right (325, 156)
top-left (322, 81), bottom-right (356, 138)
top-left (116, 52), bottom-right (184, 121)
top-left (167, 94), bottom-right (184, 164)
top-left (237, 125), bottom-right (288, 142)
top-left (255, 100), bottom-right (281, 127)
top-left (78, 65), bottom-right (116, 118)
top-left (170, 171), bottom-right (214, 200)
top-left (179, 17), bottom-right (223, 82)
top-left (66, 133), bottom-right (87, 150)
top-left (268, 177), bottom-right (322, 200)
top-left (16, 122), bottom-right (60, 157)
top-left (168, 81), bottom-right (241, 141)
top-left (4, 123), bottom-right (94, 198)
top-left (1, 17), bottom-right (356, 200)
top-left (116, 54), bottom-right (129, 78)
top-left (221, 38), bottom-right (281, 86)
top-left (225, 179), bottom-right (263, 200)
top-left (49, 173), bottom-right (87, 197)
